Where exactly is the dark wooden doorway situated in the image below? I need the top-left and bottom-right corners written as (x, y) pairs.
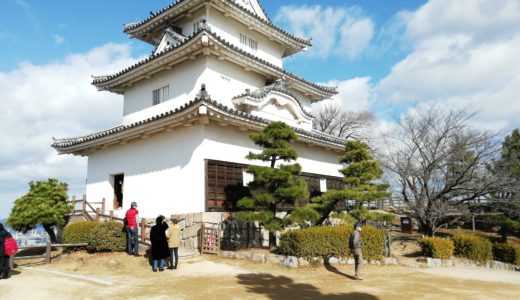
top-left (114, 174), bottom-right (124, 209)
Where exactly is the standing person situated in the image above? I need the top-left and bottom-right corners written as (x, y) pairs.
top-left (125, 201), bottom-right (140, 256)
top-left (349, 222), bottom-right (363, 280)
top-left (166, 215), bottom-right (181, 270)
top-left (150, 215), bottom-right (170, 272)
top-left (0, 223), bottom-right (12, 279)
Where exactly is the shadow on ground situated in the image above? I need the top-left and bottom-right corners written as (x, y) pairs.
top-left (236, 273), bottom-right (379, 300)
top-left (324, 263), bottom-right (358, 280)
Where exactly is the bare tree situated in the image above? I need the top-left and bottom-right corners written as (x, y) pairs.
top-left (383, 105), bottom-right (508, 236)
top-left (313, 103), bottom-right (375, 140)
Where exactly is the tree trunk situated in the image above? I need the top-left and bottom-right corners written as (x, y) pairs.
top-left (500, 228), bottom-right (508, 243)
top-left (43, 224), bottom-right (58, 243)
top-left (419, 219), bottom-right (434, 237)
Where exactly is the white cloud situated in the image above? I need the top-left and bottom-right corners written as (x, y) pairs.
top-left (0, 43), bottom-right (138, 218)
top-left (319, 77), bottom-right (373, 112)
top-left (374, 0), bottom-right (520, 132)
top-left (275, 5), bottom-right (374, 60)
top-left (53, 34), bottom-right (64, 45)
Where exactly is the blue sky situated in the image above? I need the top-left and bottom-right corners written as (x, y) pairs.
top-left (1, 0), bottom-right (520, 218)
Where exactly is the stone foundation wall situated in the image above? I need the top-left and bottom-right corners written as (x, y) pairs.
top-left (219, 250), bottom-right (398, 269)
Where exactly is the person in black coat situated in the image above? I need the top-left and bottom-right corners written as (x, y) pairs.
top-left (0, 223), bottom-right (12, 279)
top-left (149, 215), bottom-right (170, 272)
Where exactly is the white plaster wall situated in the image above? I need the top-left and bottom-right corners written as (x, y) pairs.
top-left (122, 59), bottom-right (206, 125)
top-left (86, 126), bottom-right (207, 218)
top-left (208, 8), bottom-right (284, 67)
top-left (203, 56), bottom-right (264, 107)
top-left (202, 124), bottom-right (342, 177)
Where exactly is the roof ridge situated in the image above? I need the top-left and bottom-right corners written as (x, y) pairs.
top-left (123, 0), bottom-right (310, 47)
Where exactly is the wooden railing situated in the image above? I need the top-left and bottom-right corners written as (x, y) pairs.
top-left (67, 196), bottom-right (153, 246)
top-left (9, 243), bottom-right (88, 269)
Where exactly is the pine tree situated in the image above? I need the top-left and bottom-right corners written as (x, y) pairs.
top-left (236, 121), bottom-right (309, 247)
top-left (7, 178), bottom-right (71, 243)
top-left (311, 140), bottom-right (389, 225)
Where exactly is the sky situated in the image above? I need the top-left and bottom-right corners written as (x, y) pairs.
top-left (1, 0), bottom-right (520, 218)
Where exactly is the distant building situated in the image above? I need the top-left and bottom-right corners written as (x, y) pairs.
top-left (52, 0), bottom-right (345, 218)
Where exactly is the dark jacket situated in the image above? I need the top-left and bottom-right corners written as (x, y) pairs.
top-left (349, 229), bottom-right (362, 250)
top-left (150, 222), bottom-right (170, 260)
top-left (0, 228), bottom-right (11, 257)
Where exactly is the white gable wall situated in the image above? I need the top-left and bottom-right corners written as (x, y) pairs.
top-left (208, 8), bottom-right (285, 67)
top-left (122, 58), bottom-right (206, 125)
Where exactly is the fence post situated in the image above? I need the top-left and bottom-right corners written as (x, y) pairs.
top-left (109, 210), bottom-right (114, 221)
top-left (101, 198), bottom-right (105, 215)
top-left (140, 218), bottom-right (147, 244)
top-left (82, 196), bottom-right (86, 215)
top-left (46, 242), bottom-right (51, 264)
top-left (95, 208), bottom-right (100, 221)
top-left (200, 223), bottom-right (204, 254)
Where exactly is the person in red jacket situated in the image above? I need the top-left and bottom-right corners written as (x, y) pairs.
top-left (125, 202), bottom-right (141, 256)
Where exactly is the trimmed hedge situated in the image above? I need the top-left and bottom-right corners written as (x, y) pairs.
top-left (278, 224), bottom-right (386, 261)
top-left (88, 221), bottom-right (126, 252)
top-left (452, 234), bottom-right (492, 263)
top-left (493, 243), bottom-right (520, 265)
top-left (419, 237), bottom-right (454, 259)
top-left (63, 221), bottom-right (100, 245)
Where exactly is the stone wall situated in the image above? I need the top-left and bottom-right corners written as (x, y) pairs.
top-left (219, 250), bottom-right (398, 269)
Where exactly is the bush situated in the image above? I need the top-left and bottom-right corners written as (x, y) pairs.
top-left (493, 243), bottom-right (520, 265)
top-left (278, 224), bottom-right (386, 261)
top-left (63, 221), bottom-right (100, 245)
top-left (452, 234), bottom-right (492, 263)
top-left (419, 237), bottom-right (454, 259)
top-left (88, 221), bottom-right (126, 252)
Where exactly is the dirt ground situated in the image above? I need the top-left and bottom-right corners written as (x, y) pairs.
top-left (1, 251), bottom-right (519, 300)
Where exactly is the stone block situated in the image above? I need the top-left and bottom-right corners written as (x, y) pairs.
top-left (384, 257), bottom-right (398, 265)
top-left (310, 257), bottom-right (324, 265)
top-left (186, 214), bottom-right (194, 227)
top-left (347, 258), bottom-right (355, 265)
top-left (327, 257), bottom-right (340, 265)
top-left (236, 251), bottom-right (253, 260)
top-left (193, 213), bottom-right (203, 223)
top-left (267, 254), bottom-right (285, 264)
top-left (283, 256), bottom-right (298, 269)
top-left (182, 223), bottom-right (201, 239)
top-left (252, 253), bottom-right (266, 263)
top-left (203, 212), bottom-right (222, 224)
top-left (179, 220), bottom-right (186, 230)
top-left (426, 258), bottom-right (442, 268)
top-left (298, 257), bottom-right (309, 267)
top-left (221, 251), bottom-right (236, 258)
top-left (441, 259), bottom-right (454, 267)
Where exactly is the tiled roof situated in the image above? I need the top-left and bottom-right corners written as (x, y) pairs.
top-left (232, 81), bottom-right (314, 118)
top-left (52, 98), bottom-right (345, 151)
top-left (93, 29), bottom-right (337, 97)
top-left (123, 0), bottom-right (310, 47)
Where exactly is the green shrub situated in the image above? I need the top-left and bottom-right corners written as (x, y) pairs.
top-left (88, 221), bottom-right (126, 252)
top-left (452, 234), bottom-right (492, 263)
top-left (278, 224), bottom-right (386, 261)
top-left (63, 221), bottom-right (100, 245)
top-left (493, 243), bottom-right (520, 265)
top-left (419, 237), bottom-right (454, 259)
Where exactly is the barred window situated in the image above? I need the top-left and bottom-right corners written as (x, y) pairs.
top-left (152, 85), bottom-right (169, 105)
top-left (239, 33), bottom-right (257, 52)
